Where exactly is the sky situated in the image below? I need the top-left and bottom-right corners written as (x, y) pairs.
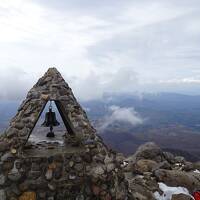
top-left (0, 0), bottom-right (200, 100)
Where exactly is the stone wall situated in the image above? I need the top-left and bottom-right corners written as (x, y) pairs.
top-left (0, 140), bottom-right (130, 200)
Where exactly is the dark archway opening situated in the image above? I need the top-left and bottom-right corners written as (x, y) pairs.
top-left (22, 100), bottom-right (85, 158)
top-left (24, 100), bottom-right (76, 148)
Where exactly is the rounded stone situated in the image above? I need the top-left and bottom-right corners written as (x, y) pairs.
top-left (69, 174), bottom-right (76, 180)
top-left (106, 163), bottom-right (115, 173)
top-left (19, 192), bottom-right (36, 200)
top-left (1, 152), bottom-right (14, 162)
top-left (0, 190), bottom-right (6, 200)
top-left (45, 169), bottom-right (53, 180)
top-left (172, 193), bottom-right (193, 200)
top-left (48, 183), bottom-right (56, 191)
top-left (92, 166), bottom-right (104, 176)
top-left (74, 163), bottom-right (84, 171)
top-left (14, 122), bottom-right (24, 130)
top-left (69, 161), bottom-right (74, 167)
top-left (0, 174), bottom-right (6, 185)
top-left (76, 194), bottom-right (84, 200)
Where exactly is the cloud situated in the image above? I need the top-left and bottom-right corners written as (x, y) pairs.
top-left (0, 67), bottom-right (32, 100)
top-left (0, 0), bottom-right (200, 99)
top-left (99, 105), bottom-right (143, 130)
top-left (70, 67), bottom-right (139, 100)
top-left (0, 65), bottom-right (138, 101)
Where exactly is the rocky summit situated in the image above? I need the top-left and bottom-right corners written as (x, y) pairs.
top-left (124, 142), bottom-right (200, 199)
top-left (0, 68), bottom-right (199, 200)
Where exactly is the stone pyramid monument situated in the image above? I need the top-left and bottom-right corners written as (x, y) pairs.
top-left (0, 68), bottom-right (130, 200)
top-left (3, 68), bottom-right (97, 149)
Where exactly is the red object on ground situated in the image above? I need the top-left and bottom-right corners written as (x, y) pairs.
top-left (193, 191), bottom-right (200, 200)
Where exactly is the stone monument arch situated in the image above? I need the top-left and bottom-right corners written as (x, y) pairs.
top-left (4, 68), bottom-right (96, 149)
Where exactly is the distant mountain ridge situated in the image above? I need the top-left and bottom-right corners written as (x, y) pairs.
top-left (82, 92), bottom-right (200, 130)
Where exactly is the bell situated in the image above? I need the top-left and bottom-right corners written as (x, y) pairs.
top-left (42, 108), bottom-right (60, 127)
top-left (41, 101), bottom-right (60, 137)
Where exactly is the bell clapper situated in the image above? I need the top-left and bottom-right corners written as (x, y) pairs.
top-left (46, 125), bottom-right (55, 138)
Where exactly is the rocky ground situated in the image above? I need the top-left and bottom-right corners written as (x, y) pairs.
top-left (122, 142), bottom-right (200, 200)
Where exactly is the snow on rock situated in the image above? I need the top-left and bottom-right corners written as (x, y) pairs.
top-left (194, 169), bottom-right (200, 174)
top-left (154, 182), bottom-right (194, 200)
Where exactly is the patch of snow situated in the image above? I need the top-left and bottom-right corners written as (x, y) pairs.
top-left (194, 169), bottom-right (200, 174)
top-left (154, 182), bottom-right (194, 200)
top-left (136, 175), bottom-right (144, 179)
top-left (175, 163), bottom-right (183, 167)
top-left (121, 161), bottom-right (129, 167)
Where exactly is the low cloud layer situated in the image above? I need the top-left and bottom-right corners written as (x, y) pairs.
top-left (0, 66), bottom-right (138, 101)
top-left (71, 68), bottom-right (139, 100)
top-left (100, 105), bottom-right (144, 130)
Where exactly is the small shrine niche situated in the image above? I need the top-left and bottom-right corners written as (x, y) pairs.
top-left (27, 101), bottom-right (67, 150)
top-left (23, 98), bottom-right (85, 157)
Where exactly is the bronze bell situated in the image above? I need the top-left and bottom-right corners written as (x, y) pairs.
top-left (41, 101), bottom-right (60, 137)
